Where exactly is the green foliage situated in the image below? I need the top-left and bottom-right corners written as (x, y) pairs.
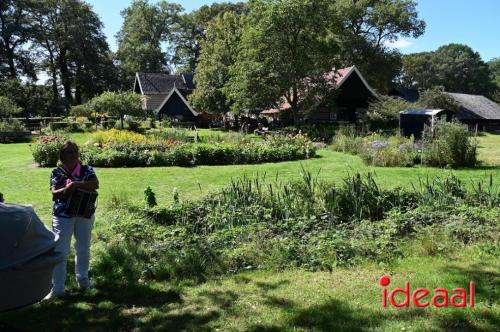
top-left (81, 138), bottom-right (316, 168)
top-left (171, 2), bottom-right (248, 72)
top-left (144, 186), bottom-right (157, 208)
top-left (365, 95), bottom-right (415, 130)
top-left (116, 0), bottom-right (182, 79)
top-left (86, 91), bottom-right (144, 129)
top-left (418, 87), bottom-right (459, 112)
top-left (359, 137), bottom-right (417, 167)
top-left (401, 44), bottom-right (496, 95)
top-left (31, 134), bottom-right (67, 167)
top-left (227, 0), bottom-right (338, 120)
top-left (70, 104), bottom-right (93, 118)
top-left (331, 126), bottom-right (364, 154)
top-left (333, 0), bottom-right (425, 93)
top-left (189, 12), bottom-right (244, 115)
top-left (98, 172), bottom-right (499, 279)
top-left (0, 118), bottom-right (26, 131)
top-left (422, 121), bottom-right (477, 167)
top-left (280, 124), bottom-right (337, 143)
top-left (0, 95), bottom-right (23, 119)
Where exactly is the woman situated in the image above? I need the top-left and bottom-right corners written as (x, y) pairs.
top-left (46, 141), bottom-right (99, 299)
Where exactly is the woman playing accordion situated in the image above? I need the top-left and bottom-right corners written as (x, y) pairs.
top-left (45, 141), bottom-right (99, 299)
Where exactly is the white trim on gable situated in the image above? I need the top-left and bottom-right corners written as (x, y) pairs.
top-left (134, 73), bottom-right (144, 95)
top-left (335, 66), bottom-right (378, 98)
top-left (155, 87), bottom-right (198, 116)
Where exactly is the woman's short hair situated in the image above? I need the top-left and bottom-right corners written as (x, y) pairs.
top-left (59, 141), bottom-right (79, 162)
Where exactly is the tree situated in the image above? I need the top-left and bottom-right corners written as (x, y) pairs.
top-left (418, 87), bottom-right (460, 113)
top-left (0, 79), bottom-right (52, 118)
top-left (365, 95), bottom-right (414, 130)
top-left (189, 12), bottom-right (244, 115)
top-left (400, 52), bottom-right (436, 90)
top-left (401, 44), bottom-right (496, 96)
top-left (333, 0), bottom-right (425, 92)
top-left (488, 58), bottom-right (500, 86)
top-left (227, 0), bottom-right (339, 123)
top-left (0, 0), bottom-right (36, 80)
top-left (87, 92), bottom-right (144, 129)
top-left (31, 0), bottom-right (118, 113)
top-left (171, 2), bottom-right (247, 73)
top-left (116, 0), bottom-right (182, 80)
top-left (0, 95), bottom-right (22, 119)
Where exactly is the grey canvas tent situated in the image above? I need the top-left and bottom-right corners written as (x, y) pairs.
top-left (0, 203), bottom-right (63, 312)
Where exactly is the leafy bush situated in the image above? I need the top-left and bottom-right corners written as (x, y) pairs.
top-left (359, 136), bottom-right (417, 167)
top-left (422, 121), bottom-right (477, 167)
top-left (0, 95), bottom-right (22, 119)
top-left (0, 119), bottom-right (26, 131)
top-left (281, 124), bottom-right (338, 143)
top-left (48, 121), bottom-right (82, 132)
top-left (365, 95), bottom-right (415, 131)
top-left (331, 126), bottom-right (364, 154)
top-left (31, 135), bottom-right (66, 166)
top-left (70, 104), bottom-right (93, 118)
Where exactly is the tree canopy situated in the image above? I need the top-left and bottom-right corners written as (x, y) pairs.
top-left (116, 0), bottom-right (182, 80)
top-left (189, 12), bottom-right (244, 115)
top-left (401, 44), bottom-right (496, 96)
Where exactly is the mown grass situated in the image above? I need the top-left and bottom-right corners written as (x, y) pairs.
top-left (0, 130), bottom-right (499, 331)
top-left (1, 132), bottom-right (499, 223)
top-left (1, 246), bottom-right (498, 331)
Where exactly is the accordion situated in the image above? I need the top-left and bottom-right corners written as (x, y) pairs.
top-left (64, 189), bottom-right (98, 218)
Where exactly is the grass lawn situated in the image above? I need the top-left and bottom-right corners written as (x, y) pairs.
top-left (0, 131), bottom-right (499, 331)
top-left (1, 132), bottom-right (499, 223)
top-left (1, 246), bottom-right (498, 331)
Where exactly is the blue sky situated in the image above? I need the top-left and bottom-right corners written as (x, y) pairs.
top-left (88, 0), bottom-right (499, 61)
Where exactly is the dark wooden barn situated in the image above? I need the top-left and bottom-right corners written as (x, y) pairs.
top-left (134, 72), bottom-right (198, 122)
top-left (262, 65), bottom-right (378, 124)
top-left (444, 93), bottom-right (500, 131)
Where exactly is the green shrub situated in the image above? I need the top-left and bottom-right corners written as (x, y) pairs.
top-left (0, 119), bottom-right (26, 131)
top-left (31, 135), bottom-right (66, 167)
top-left (422, 121), bottom-right (477, 167)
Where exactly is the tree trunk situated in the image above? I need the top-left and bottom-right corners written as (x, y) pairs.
top-left (6, 47), bottom-right (16, 79)
top-left (75, 63), bottom-right (82, 105)
top-left (45, 41), bottom-right (59, 110)
top-left (58, 47), bottom-right (72, 114)
top-left (120, 115), bottom-right (124, 129)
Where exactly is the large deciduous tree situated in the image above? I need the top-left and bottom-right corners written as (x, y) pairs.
top-left (333, 0), bottom-right (425, 93)
top-left (116, 0), bottom-right (182, 80)
top-left (401, 44), bottom-right (496, 96)
top-left (227, 0), bottom-right (339, 123)
top-left (0, 0), bottom-right (37, 80)
top-left (171, 2), bottom-right (247, 73)
top-left (189, 12), bottom-right (244, 115)
top-left (31, 0), bottom-right (118, 113)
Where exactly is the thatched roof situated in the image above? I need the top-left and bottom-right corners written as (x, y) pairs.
top-left (445, 92), bottom-right (500, 120)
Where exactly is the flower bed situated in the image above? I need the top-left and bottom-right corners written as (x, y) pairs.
top-left (31, 130), bottom-right (316, 167)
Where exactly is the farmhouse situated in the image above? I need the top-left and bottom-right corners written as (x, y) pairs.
top-left (134, 72), bottom-right (198, 122)
top-left (262, 65), bottom-right (378, 124)
top-left (444, 92), bottom-right (500, 130)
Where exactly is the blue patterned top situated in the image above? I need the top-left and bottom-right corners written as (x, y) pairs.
top-left (50, 165), bottom-right (98, 218)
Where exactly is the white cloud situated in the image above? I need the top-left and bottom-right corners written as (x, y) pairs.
top-left (384, 38), bottom-right (413, 49)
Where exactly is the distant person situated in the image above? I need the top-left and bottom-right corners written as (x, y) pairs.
top-left (45, 141), bottom-right (99, 299)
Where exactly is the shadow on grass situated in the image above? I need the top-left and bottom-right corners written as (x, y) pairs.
top-left (0, 283), bottom-right (212, 332)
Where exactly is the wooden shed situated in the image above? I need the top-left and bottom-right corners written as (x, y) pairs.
top-left (399, 109), bottom-right (454, 139)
